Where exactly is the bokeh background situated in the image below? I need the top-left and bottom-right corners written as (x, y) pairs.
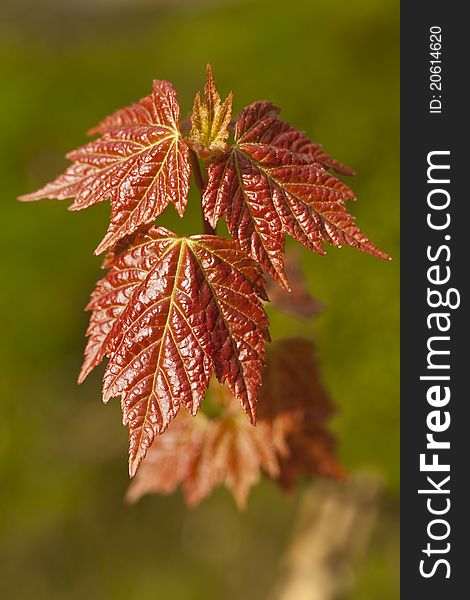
top-left (0, 0), bottom-right (399, 598)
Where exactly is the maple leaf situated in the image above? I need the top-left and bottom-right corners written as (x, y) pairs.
top-left (19, 81), bottom-right (191, 254)
top-left (127, 338), bottom-right (344, 508)
top-left (79, 227), bottom-right (269, 476)
top-left (126, 383), bottom-right (280, 509)
top-left (188, 63), bottom-right (234, 159)
top-left (203, 101), bottom-right (389, 288)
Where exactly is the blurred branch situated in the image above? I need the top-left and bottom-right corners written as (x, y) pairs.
top-left (271, 472), bottom-right (382, 600)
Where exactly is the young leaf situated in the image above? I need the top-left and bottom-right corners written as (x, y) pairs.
top-left (80, 227), bottom-right (269, 476)
top-left (19, 81), bottom-right (191, 254)
top-left (188, 63), bottom-right (233, 159)
top-left (203, 101), bottom-right (389, 288)
top-left (127, 339), bottom-right (344, 508)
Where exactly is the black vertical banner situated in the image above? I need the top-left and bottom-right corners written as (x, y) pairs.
top-left (401, 2), bottom-right (467, 597)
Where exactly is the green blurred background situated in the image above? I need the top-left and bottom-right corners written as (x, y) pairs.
top-left (0, 0), bottom-right (399, 598)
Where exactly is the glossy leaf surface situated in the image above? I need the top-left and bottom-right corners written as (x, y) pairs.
top-left (80, 227), bottom-right (269, 476)
top-left (19, 69), bottom-right (389, 495)
top-left (203, 102), bottom-right (389, 288)
top-left (19, 81), bottom-right (191, 254)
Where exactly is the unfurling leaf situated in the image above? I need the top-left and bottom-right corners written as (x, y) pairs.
top-left (80, 227), bottom-right (269, 476)
top-left (19, 81), bottom-right (191, 254)
top-left (203, 101), bottom-right (389, 288)
top-left (127, 338), bottom-right (344, 508)
top-left (189, 63), bottom-right (233, 159)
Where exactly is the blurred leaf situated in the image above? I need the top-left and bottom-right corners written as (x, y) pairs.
top-left (265, 248), bottom-right (323, 318)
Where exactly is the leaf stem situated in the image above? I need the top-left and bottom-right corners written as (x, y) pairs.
top-left (190, 150), bottom-right (216, 235)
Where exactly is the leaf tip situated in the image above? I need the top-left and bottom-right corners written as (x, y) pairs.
top-left (234, 495), bottom-right (249, 511)
top-left (102, 387), bottom-right (111, 404)
top-left (372, 246), bottom-right (392, 261)
top-left (124, 487), bottom-right (138, 504)
top-left (128, 444), bottom-right (149, 479)
top-left (94, 235), bottom-right (112, 256)
top-left (129, 458), bottom-right (139, 479)
top-left (77, 368), bottom-right (88, 385)
top-left (205, 61), bottom-right (214, 80)
top-left (248, 406), bottom-right (257, 426)
top-left (278, 272), bottom-right (291, 293)
top-left (17, 193), bottom-right (32, 202)
top-left (17, 189), bottom-right (47, 203)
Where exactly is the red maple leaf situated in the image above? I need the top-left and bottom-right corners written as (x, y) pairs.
top-left (203, 101), bottom-right (389, 288)
top-left (19, 81), bottom-right (191, 254)
top-left (80, 227), bottom-right (269, 476)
